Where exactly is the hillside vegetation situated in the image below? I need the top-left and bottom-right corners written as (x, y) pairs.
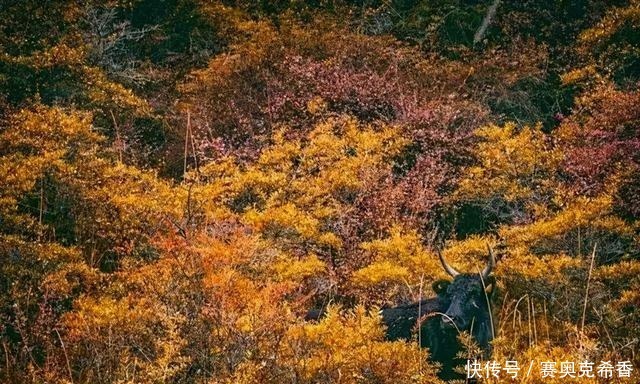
top-left (0, 1), bottom-right (639, 383)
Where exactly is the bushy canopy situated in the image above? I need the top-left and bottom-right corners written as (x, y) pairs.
top-left (0, 1), bottom-right (638, 382)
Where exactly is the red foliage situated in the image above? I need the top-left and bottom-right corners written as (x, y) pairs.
top-left (180, 19), bottom-right (487, 163)
top-left (557, 85), bottom-right (640, 198)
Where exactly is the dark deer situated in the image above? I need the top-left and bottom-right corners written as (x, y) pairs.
top-left (307, 246), bottom-right (498, 380)
top-left (383, 247), bottom-right (497, 379)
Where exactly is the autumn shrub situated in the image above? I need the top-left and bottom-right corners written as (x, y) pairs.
top-left (1, 2), bottom-right (639, 383)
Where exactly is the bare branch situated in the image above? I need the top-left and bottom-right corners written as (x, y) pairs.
top-left (473, 0), bottom-right (500, 44)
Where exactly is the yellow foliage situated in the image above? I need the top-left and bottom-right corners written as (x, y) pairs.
top-left (351, 260), bottom-right (410, 287)
top-left (273, 254), bottom-right (326, 282)
top-left (6, 43), bottom-right (87, 68)
top-left (457, 122), bottom-right (562, 208)
top-left (1, 4), bottom-right (639, 382)
top-left (351, 227), bottom-right (446, 302)
top-left (199, 117), bottom-right (407, 255)
top-left (439, 235), bottom-right (501, 273)
top-left (578, 1), bottom-right (640, 46)
top-left (82, 66), bottom-right (150, 114)
top-left (561, 65), bottom-right (599, 85)
top-left (282, 306), bottom-right (442, 384)
top-left (501, 195), bottom-right (634, 255)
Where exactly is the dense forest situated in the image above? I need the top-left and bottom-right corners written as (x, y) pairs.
top-left (1, 0), bottom-right (639, 383)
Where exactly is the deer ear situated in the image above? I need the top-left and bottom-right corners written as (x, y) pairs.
top-left (432, 279), bottom-right (450, 296)
top-left (483, 275), bottom-right (496, 296)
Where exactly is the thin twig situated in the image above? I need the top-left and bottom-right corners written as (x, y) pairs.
top-left (183, 112), bottom-right (189, 179)
top-left (580, 243), bottom-right (598, 334)
top-left (543, 300), bottom-right (550, 347)
top-left (187, 110), bottom-right (199, 178)
top-left (110, 110), bottom-right (123, 163)
top-left (531, 296), bottom-right (537, 345)
top-left (434, 312), bottom-right (462, 336)
top-left (418, 273), bottom-right (424, 372)
top-left (38, 177), bottom-right (44, 241)
top-left (55, 329), bottom-right (73, 384)
top-left (526, 296), bottom-right (532, 347)
top-left (3, 341), bottom-right (10, 382)
top-left (477, 267), bottom-right (495, 340)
